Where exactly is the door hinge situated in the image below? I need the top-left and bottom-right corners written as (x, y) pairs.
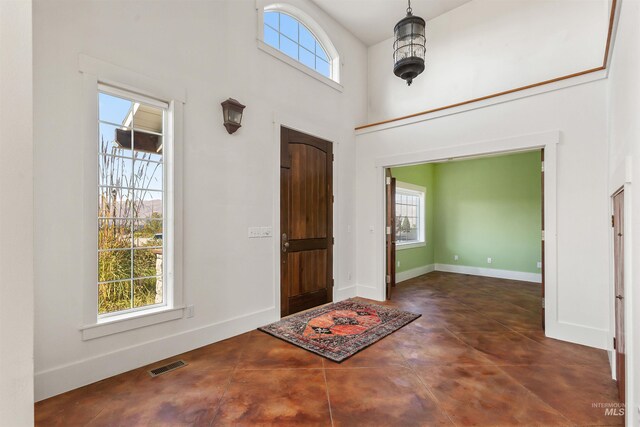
top-left (386, 275), bottom-right (391, 284)
top-left (332, 278), bottom-right (334, 287)
top-left (332, 154), bottom-right (335, 162)
top-left (541, 162), bottom-right (545, 172)
top-left (613, 337), bottom-right (617, 350)
top-left (541, 297), bottom-right (545, 309)
top-left (386, 177), bottom-right (391, 185)
top-left (332, 237), bottom-right (335, 244)
top-left (541, 230), bottom-right (545, 241)
top-left (612, 215), bottom-right (615, 228)
top-left (386, 226), bottom-right (391, 235)
top-left (332, 195), bottom-right (335, 203)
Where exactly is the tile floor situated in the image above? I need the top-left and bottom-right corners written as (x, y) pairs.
top-left (35, 272), bottom-right (623, 426)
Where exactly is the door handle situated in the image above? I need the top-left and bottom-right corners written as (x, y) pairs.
top-left (282, 233), bottom-right (289, 253)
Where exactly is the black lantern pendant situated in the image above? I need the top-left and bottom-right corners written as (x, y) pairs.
top-left (393, 0), bottom-right (426, 86)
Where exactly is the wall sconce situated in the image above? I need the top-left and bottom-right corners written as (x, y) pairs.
top-left (221, 98), bottom-right (246, 134)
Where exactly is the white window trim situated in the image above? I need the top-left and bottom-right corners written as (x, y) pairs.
top-left (78, 54), bottom-right (185, 340)
top-left (395, 181), bottom-right (426, 250)
top-left (256, 1), bottom-right (343, 92)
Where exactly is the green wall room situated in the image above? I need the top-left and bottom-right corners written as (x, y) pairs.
top-left (390, 150), bottom-right (542, 283)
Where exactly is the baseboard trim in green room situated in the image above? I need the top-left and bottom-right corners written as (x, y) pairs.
top-left (395, 264), bottom-right (541, 284)
top-left (396, 264), bottom-right (435, 283)
top-left (434, 264), bottom-right (541, 283)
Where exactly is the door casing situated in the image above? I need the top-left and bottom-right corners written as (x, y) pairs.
top-left (371, 132), bottom-right (563, 340)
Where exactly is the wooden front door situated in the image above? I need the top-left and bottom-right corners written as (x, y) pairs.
top-left (386, 169), bottom-right (396, 299)
top-left (613, 189), bottom-right (625, 403)
top-left (280, 127), bottom-right (333, 317)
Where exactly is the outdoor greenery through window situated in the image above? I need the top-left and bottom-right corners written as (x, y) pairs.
top-left (264, 10), bottom-right (331, 78)
top-left (395, 184), bottom-right (425, 245)
top-left (98, 87), bottom-right (167, 316)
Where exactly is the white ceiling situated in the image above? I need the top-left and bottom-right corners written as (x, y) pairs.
top-left (310, 0), bottom-right (473, 46)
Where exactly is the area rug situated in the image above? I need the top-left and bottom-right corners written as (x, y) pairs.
top-left (258, 298), bottom-right (421, 362)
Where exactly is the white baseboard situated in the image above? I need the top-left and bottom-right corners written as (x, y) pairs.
top-left (435, 263), bottom-right (542, 283)
top-left (334, 285), bottom-right (357, 301)
top-left (357, 284), bottom-right (383, 301)
top-left (35, 306), bottom-right (278, 401)
top-left (396, 264), bottom-right (435, 283)
top-left (545, 319), bottom-right (609, 350)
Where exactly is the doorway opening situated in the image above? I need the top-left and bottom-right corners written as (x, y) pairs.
top-left (385, 149), bottom-right (545, 329)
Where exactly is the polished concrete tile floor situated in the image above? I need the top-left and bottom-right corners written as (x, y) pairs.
top-left (35, 272), bottom-right (623, 426)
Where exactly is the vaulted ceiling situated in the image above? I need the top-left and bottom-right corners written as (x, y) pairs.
top-left (310, 0), bottom-right (473, 46)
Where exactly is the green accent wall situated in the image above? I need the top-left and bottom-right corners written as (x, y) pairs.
top-left (434, 151), bottom-right (541, 273)
top-left (391, 150), bottom-right (541, 275)
top-left (390, 163), bottom-right (435, 273)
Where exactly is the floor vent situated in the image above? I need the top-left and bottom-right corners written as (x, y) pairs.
top-left (148, 360), bottom-right (187, 377)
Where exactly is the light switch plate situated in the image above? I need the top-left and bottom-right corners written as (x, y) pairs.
top-left (248, 227), bottom-right (273, 238)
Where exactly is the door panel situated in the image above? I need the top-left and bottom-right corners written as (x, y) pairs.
top-left (289, 144), bottom-right (328, 240)
top-left (288, 250), bottom-right (328, 295)
top-left (613, 189), bottom-right (625, 404)
top-left (281, 127), bottom-right (333, 317)
top-left (386, 169), bottom-right (396, 300)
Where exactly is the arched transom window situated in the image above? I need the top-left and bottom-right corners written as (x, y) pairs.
top-left (263, 9), bottom-right (335, 80)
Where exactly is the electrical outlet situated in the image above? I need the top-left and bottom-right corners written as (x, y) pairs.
top-left (536, 261), bottom-right (542, 269)
top-left (487, 257), bottom-right (492, 264)
top-left (454, 255), bottom-right (459, 261)
top-left (186, 305), bottom-right (195, 318)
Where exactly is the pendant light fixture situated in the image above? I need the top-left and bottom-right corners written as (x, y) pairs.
top-left (393, 0), bottom-right (426, 86)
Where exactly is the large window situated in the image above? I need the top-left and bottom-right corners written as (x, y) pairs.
top-left (395, 182), bottom-right (426, 247)
top-left (97, 85), bottom-right (168, 317)
top-left (263, 10), bottom-right (332, 79)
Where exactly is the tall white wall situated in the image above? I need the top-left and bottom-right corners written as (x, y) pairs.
top-left (608, 0), bottom-right (640, 424)
top-left (0, 0), bottom-right (34, 424)
top-left (356, 82), bottom-right (610, 349)
top-left (368, 0), bottom-right (610, 123)
top-left (33, 0), bottom-right (367, 400)
top-left (357, 0), bottom-right (612, 350)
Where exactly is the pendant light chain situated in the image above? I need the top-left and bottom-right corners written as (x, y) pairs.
top-left (407, 0), bottom-right (412, 15)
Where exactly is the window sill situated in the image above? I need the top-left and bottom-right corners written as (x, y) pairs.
top-left (256, 40), bottom-right (344, 93)
top-left (397, 241), bottom-right (426, 250)
top-left (80, 306), bottom-right (185, 341)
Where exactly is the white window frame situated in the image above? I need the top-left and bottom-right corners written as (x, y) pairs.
top-left (256, 1), bottom-right (343, 92)
top-left (97, 84), bottom-right (169, 319)
top-left (395, 181), bottom-right (426, 250)
top-left (78, 55), bottom-right (186, 340)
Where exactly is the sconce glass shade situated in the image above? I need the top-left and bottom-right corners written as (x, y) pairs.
top-left (393, 12), bottom-right (426, 86)
top-left (221, 98), bottom-right (246, 134)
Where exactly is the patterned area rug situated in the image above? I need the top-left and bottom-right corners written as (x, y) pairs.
top-left (258, 299), bottom-right (421, 362)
